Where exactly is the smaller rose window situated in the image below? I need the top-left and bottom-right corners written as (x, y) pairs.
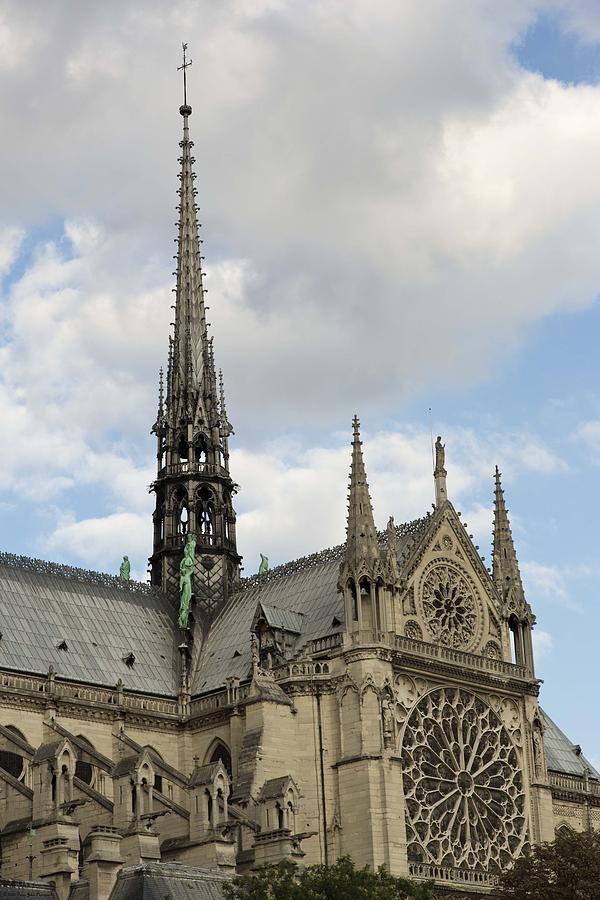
top-left (421, 563), bottom-right (480, 650)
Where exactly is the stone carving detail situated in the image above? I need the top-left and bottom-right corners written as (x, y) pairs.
top-left (402, 687), bottom-right (526, 871)
top-left (402, 585), bottom-right (417, 616)
top-left (404, 620), bottom-right (423, 640)
top-left (395, 674), bottom-right (419, 710)
top-left (531, 716), bottom-right (545, 779)
top-left (442, 534), bottom-right (453, 550)
top-left (484, 641), bottom-right (502, 659)
top-left (420, 561), bottom-right (482, 650)
top-left (382, 696), bottom-right (395, 749)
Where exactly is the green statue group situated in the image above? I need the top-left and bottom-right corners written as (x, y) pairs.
top-left (119, 545), bottom-right (267, 632)
top-left (178, 533), bottom-right (196, 628)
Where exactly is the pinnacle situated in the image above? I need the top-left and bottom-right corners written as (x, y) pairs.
top-left (492, 466), bottom-right (525, 606)
top-left (166, 99), bottom-right (220, 432)
top-left (343, 416), bottom-right (380, 574)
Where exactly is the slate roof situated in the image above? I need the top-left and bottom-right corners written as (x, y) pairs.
top-left (0, 553), bottom-right (179, 695)
top-left (0, 881), bottom-right (58, 900)
top-left (258, 776), bottom-right (294, 801)
top-left (254, 603), bottom-right (304, 634)
top-left (109, 863), bottom-right (231, 900)
top-left (542, 710), bottom-right (600, 779)
top-left (191, 518), bottom-right (428, 694)
top-left (188, 762), bottom-right (221, 788)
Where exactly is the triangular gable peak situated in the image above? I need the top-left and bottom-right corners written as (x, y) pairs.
top-left (396, 502), bottom-right (506, 660)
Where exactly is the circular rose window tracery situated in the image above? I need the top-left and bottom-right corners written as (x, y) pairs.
top-left (420, 561), bottom-right (481, 650)
top-left (402, 687), bottom-right (526, 872)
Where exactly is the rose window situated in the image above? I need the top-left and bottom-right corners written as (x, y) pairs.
top-left (402, 688), bottom-right (526, 871)
top-left (421, 563), bottom-right (480, 649)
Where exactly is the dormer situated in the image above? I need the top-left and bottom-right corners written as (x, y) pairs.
top-left (257, 775), bottom-right (299, 834)
top-left (251, 602), bottom-right (304, 669)
top-left (31, 737), bottom-right (76, 821)
top-left (112, 750), bottom-right (155, 829)
top-left (188, 759), bottom-right (230, 842)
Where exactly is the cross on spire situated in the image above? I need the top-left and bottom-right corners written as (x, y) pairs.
top-left (177, 42), bottom-right (193, 110)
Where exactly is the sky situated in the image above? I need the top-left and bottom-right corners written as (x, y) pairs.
top-left (0, 0), bottom-right (599, 762)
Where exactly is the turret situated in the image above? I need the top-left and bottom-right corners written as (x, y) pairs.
top-left (338, 417), bottom-right (398, 639)
top-left (493, 466), bottom-right (535, 673)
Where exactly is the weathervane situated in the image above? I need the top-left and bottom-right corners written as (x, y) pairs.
top-left (178, 42), bottom-right (193, 108)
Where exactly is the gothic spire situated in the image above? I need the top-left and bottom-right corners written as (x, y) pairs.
top-left (168, 82), bottom-right (219, 433)
top-left (343, 416), bottom-right (380, 574)
top-left (149, 49), bottom-right (241, 619)
top-left (492, 466), bottom-right (526, 608)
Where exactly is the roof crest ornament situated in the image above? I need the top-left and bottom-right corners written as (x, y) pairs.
top-left (177, 42), bottom-right (193, 114)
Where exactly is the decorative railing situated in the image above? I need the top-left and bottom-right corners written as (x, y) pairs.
top-left (157, 461), bottom-right (229, 478)
top-left (274, 661), bottom-right (331, 681)
top-left (305, 634), bottom-right (343, 655)
top-left (0, 670), bottom-right (179, 716)
top-left (165, 533), bottom-right (215, 549)
top-left (240, 517), bottom-right (429, 589)
top-left (188, 682), bottom-right (251, 717)
top-left (0, 551), bottom-right (162, 596)
top-left (408, 862), bottom-right (498, 886)
top-left (392, 634), bottom-right (529, 679)
top-left (549, 772), bottom-right (600, 796)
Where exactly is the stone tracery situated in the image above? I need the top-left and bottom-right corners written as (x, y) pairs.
top-left (420, 561), bottom-right (481, 650)
top-left (402, 687), bottom-right (526, 871)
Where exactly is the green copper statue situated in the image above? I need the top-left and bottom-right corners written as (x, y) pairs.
top-left (119, 556), bottom-right (130, 582)
top-left (178, 534), bottom-right (196, 628)
top-left (258, 553), bottom-right (269, 575)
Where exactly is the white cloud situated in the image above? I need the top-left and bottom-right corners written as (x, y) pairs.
top-left (0, 3), bottom-right (600, 429)
top-left (521, 560), bottom-right (579, 609)
top-left (573, 420), bottom-right (600, 463)
top-left (532, 628), bottom-right (554, 661)
top-left (46, 511), bottom-right (149, 577)
top-left (0, 226), bottom-right (23, 278)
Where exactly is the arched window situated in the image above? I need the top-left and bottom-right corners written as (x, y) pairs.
top-left (173, 488), bottom-right (188, 536)
top-left (508, 615), bottom-right (522, 665)
top-left (0, 750), bottom-right (23, 778)
top-left (348, 579), bottom-right (358, 621)
top-left (196, 486), bottom-right (214, 540)
top-left (144, 746), bottom-right (164, 794)
top-left (276, 802), bottom-right (284, 829)
top-left (60, 761), bottom-right (71, 803)
top-left (74, 735), bottom-right (94, 786)
top-left (177, 434), bottom-right (188, 463)
top-left (208, 742), bottom-right (232, 779)
top-left (195, 434), bottom-right (209, 466)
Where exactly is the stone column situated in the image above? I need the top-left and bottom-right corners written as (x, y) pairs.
top-left (83, 826), bottom-right (124, 900)
top-left (39, 837), bottom-right (78, 900)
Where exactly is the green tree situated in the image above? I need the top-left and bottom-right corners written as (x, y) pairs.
top-left (492, 829), bottom-right (600, 900)
top-left (224, 856), bottom-right (435, 900)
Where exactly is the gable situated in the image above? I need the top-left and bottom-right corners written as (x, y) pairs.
top-left (397, 504), bottom-right (504, 658)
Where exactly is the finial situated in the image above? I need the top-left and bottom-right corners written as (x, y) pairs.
top-left (178, 42), bottom-right (193, 116)
top-left (352, 414), bottom-right (360, 438)
top-left (433, 434), bottom-right (448, 507)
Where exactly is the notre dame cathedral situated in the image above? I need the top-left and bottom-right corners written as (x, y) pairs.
top-left (0, 86), bottom-right (597, 900)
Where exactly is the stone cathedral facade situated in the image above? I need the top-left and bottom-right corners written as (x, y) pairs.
top-left (0, 96), bottom-right (597, 900)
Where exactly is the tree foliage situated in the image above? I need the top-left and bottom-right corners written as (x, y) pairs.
top-left (492, 828), bottom-right (600, 900)
top-left (224, 857), bottom-right (436, 900)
